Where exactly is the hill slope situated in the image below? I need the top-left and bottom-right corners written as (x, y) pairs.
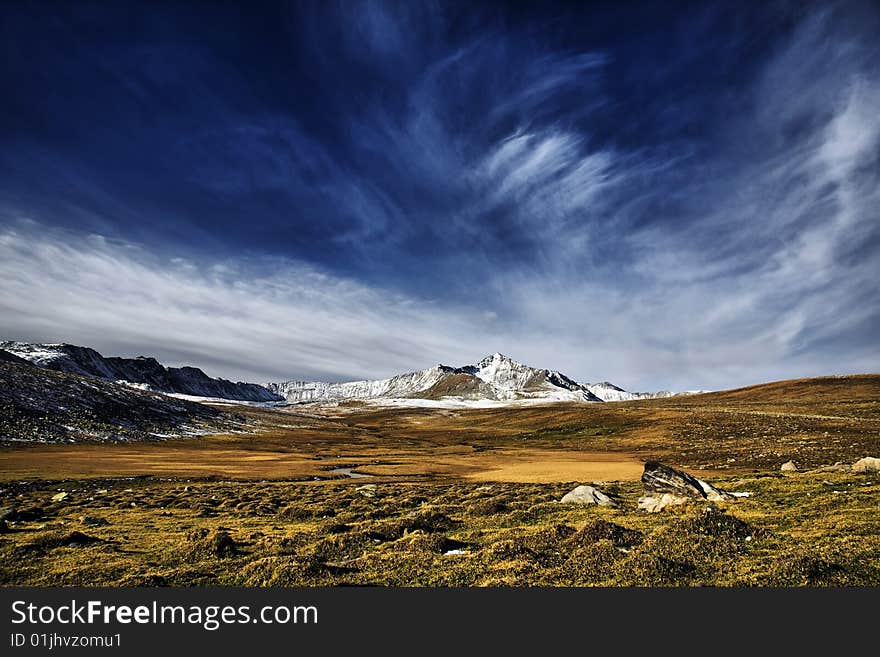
top-left (0, 341), bottom-right (282, 402)
top-left (0, 360), bottom-right (238, 443)
top-left (675, 374), bottom-right (880, 405)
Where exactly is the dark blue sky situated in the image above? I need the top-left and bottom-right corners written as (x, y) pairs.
top-left (1, 1), bottom-right (878, 390)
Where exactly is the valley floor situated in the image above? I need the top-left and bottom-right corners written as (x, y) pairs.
top-left (0, 374), bottom-right (878, 586)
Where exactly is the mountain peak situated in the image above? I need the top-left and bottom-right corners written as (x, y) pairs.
top-left (477, 352), bottom-right (518, 367)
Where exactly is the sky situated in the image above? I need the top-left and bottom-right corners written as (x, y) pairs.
top-left (1, 0), bottom-right (878, 391)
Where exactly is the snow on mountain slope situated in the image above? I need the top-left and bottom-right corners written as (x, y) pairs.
top-left (462, 352), bottom-right (602, 401)
top-left (267, 365), bottom-right (453, 402)
top-left (1, 342), bottom-right (119, 378)
top-left (2, 341), bottom-right (683, 408)
top-left (584, 381), bottom-right (676, 402)
top-left (0, 349), bottom-right (33, 366)
top-left (269, 353), bottom-right (607, 404)
top-left (0, 341), bottom-right (282, 402)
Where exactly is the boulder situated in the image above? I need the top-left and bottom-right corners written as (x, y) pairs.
top-left (50, 492), bottom-right (69, 502)
top-left (356, 484), bottom-right (377, 498)
top-left (81, 515), bottom-right (109, 527)
top-left (852, 457), bottom-right (880, 474)
top-left (641, 462), bottom-right (733, 502)
top-left (637, 493), bottom-right (690, 513)
top-left (0, 507), bottom-right (17, 522)
top-left (560, 485), bottom-right (617, 506)
top-left (781, 460), bottom-right (797, 472)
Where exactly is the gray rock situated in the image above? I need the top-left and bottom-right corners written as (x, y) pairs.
top-left (0, 507), bottom-right (17, 522)
top-left (638, 493), bottom-right (690, 513)
top-left (781, 460), bottom-right (797, 472)
top-left (560, 485), bottom-right (617, 506)
top-left (81, 515), bottom-right (109, 527)
top-left (852, 457), bottom-right (880, 474)
top-left (356, 484), bottom-right (377, 498)
top-left (813, 462), bottom-right (851, 473)
top-left (641, 461), bottom-right (733, 502)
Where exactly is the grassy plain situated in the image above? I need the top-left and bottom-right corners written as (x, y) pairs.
top-left (0, 374), bottom-right (878, 586)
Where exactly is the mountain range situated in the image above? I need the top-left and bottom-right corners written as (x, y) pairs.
top-left (267, 352), bottom-right (675, 404)
top-left (1, 341), bottom-right (679, 406)
top-left (0, 341), bottom-right (282, 402)
top-left (0, 353), bottom-right (234, 443)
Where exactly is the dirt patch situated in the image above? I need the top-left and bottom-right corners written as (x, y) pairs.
top-left (465, 453), bottom-right (644, 483)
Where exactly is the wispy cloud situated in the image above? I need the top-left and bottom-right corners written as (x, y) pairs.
top-left (0, 220), bottom-right (493, 383)
top-left (0, 3), bottom-right (877, 391)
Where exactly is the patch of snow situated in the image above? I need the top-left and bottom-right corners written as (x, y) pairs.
top-left (163, 392), bottom-right (288, 407)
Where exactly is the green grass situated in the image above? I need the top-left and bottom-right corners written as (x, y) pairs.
top-left (1, 470), bottom-right (877, 587)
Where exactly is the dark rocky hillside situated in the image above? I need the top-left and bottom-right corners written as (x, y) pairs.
top-left (0, 361), bottom-right (240, 443)
top-left (0, 342), bottom-right (282, 402)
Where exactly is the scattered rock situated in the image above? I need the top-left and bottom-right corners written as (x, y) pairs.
top-left (81, 515), bottom-right (109, 527)
top-left (781, 461), bottom-right (797, 472)
top-left (356, 484), bottom-right (377, 498)
top-left (641, 462), bottom-right (733, 501)
top-left (560, 485), bottom-right (617, 506)
top-left (813, 462), bottom-right (851, 473)
top-left (638, 493), bottom-right (690, 513)
top-left (852, 457), bottom-right (880, 474)
top-left (50, 492), bottom-right (69, 502)
top-left (638, 462), bottom-right (734, 512)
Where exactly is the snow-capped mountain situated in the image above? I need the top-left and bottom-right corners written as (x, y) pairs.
top-left (0, 341), bottom-right (282, 402)
top-left (267, 365), bottom-right (454, 402)
top-left (2, 341), bottom-right (681, 407)
top-left (584, 381), bottom-right (676, 402)
top-left (268, 352), bottom-right (665, 405)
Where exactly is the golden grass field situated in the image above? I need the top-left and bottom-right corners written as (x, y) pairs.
top-left (0, 374), bottom-right (878, 586)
